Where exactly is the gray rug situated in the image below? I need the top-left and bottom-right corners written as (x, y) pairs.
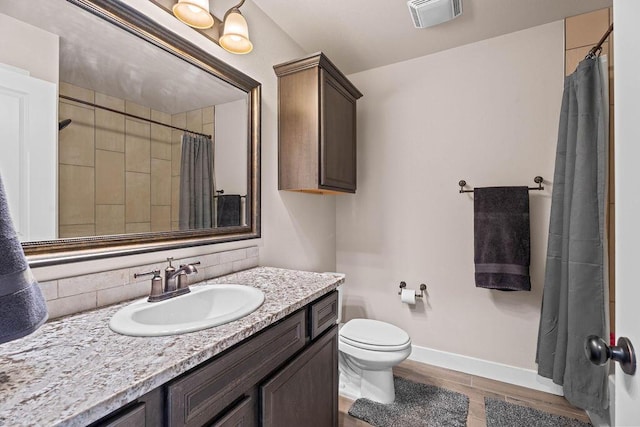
top-left (485, 398), bottom-right (593, 427)
top-left (348, 376), bottom-right (469, 427)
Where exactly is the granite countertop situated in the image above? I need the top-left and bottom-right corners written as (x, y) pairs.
top-left (0, 267), bottom-right (342, 426)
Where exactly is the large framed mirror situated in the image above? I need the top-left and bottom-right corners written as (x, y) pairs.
top-left (0, 0), bottom-right (261, 266)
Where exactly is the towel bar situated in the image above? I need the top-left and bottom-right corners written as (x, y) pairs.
top-left (458, 176), bottom-right (544, 193)
top-left (214, 189), bottom-right (247, 199)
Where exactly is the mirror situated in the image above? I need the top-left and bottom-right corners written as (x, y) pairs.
top-left (0, 0), bottom-right (260, 265)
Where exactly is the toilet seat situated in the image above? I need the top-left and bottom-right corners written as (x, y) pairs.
top-left (340, 319), bottom-right (411, 352)
top-left (340, 335), bottom-right (411, 352)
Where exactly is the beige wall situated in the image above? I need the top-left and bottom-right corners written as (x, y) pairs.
top-left (336, 21), bottom-right (564, 370)
top-left (0, 13), bottom-right (58, 84)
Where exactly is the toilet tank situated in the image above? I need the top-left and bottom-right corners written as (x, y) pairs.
top-left (323, 272), bottom-right (345, 324)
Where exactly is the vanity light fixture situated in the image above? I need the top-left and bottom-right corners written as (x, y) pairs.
top-left (170, 0), bottom-right (252, 54)
top-left (172, 0), bottom-right (215, 29)
top-left (219, 0), bottom-right (253, 54)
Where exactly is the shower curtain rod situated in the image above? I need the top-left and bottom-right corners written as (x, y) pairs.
top-left (586, 23), bottom-right (613, 59)
top-left (59, 94), bottom-right (212, 139)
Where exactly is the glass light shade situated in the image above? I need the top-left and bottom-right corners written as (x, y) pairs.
top-left (219, 10), bottom-right (253, 54)
top-left (172, 0), bottom-right (214, 29)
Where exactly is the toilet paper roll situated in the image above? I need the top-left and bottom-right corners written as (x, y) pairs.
top-left (401, 289), bottom-right (416, 305)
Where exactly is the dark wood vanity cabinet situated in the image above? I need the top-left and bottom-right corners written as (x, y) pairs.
top-left (91, 291), bottom-right (339, 427)
top-left (261, 326), bottom-right (338, 427)
top-left (274, 52), bottom-right (363, 194)
top-left (167, 311), bottom-right (307, 427)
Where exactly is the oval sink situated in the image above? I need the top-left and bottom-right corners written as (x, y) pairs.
top-left (109, 284), bottom-right (265, 337)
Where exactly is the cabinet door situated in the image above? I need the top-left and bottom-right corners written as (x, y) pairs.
top-left (320, 70), bottom-right (357, 192)
top-left (261, 326), bottom-right (338, 427)
top-left (211, 394), bottom-right (256, 427)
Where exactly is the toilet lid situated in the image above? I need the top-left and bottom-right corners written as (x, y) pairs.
top-left (340, 319), bottom-right (410, 349)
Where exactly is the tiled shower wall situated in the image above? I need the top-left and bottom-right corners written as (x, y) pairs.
top-left (565, 8), bottom-right (615, 334)
top-left (58, 82), bottom-right (215, 237)
top-left (38, 246), bottom-right (258, 319)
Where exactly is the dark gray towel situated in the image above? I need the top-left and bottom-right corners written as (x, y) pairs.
top-left (217, 195), bottom-right (241, 227)
top-left (0, 174), bottom-right (48, 344)
top-left (474, 186), bottom-right (531, 291)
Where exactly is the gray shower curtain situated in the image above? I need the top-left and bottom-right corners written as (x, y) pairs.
top-left (179, 133), bottom-right (215, 230)
top-left (536, 57), bottom-right (609, 411)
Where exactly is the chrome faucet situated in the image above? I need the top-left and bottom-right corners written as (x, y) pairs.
top-left (165, 257), bottom-right (200, 292)
top-left (134, 257), bottom-right (200, 302)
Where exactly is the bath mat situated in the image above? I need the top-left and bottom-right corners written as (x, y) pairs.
top-left (485, 397), bottom-right (592, 427)
top-left (347, 376), bottom-right (469, 427)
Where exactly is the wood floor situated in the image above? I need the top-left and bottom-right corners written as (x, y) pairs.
top-left (338, 359), bottom-right (590, 427)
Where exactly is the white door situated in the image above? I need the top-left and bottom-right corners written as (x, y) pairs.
top-left (0, 64), bottom-right (57, 241)
top-left (613, 2), bottom-right (640, 425)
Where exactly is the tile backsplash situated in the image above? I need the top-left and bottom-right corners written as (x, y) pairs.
top-left (38, 246), bottom-right (259, 319)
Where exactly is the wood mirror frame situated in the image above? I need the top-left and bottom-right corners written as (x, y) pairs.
top-left (23, 0), bottom-right (261, 267)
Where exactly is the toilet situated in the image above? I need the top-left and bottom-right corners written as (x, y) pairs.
top-left (328, 273), bottom-right (412, 404)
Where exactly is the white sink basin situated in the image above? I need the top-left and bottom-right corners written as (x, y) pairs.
top-left (109, 284), bottom-right (265, 337)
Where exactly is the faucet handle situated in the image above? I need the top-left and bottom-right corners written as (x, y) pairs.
top-left (179, 261), bottom-right (201, 268)
top-left (177, 261), bottom-right (201, 290)
top-left (166, 257), bottom-right (174, 267)
top-left (134, 269), bottom-right (161, 279)
top-left (134, 270), bottom-right (164, 301)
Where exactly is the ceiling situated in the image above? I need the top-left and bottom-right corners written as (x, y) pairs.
top-left (252, 0), bottom-right (613, 75)
top-left (0, 0), bottom-right (245, 114)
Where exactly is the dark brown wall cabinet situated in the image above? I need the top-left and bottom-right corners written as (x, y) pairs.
top-left (91, 291), bottom-right (339, 427)
top-left (274, 52), bottom-right (363, 194)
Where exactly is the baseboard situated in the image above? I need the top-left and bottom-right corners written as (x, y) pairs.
top-left (408, 344), bottom-right (564, 396)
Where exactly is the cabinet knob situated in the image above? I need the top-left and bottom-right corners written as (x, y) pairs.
top-left (585, 335), bottom-right (636, 375)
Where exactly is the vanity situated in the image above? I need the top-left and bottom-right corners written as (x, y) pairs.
top-left (0, 1), bottom-right (342, 424)
top-left (0, 268), bottom-right (342, 426)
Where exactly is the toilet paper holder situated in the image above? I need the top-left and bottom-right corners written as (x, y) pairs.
top-left (398, 281), bottom-right (427, 298)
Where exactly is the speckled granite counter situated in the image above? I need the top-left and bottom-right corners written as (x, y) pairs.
top-left (0, 267), bottom-right (342, 426)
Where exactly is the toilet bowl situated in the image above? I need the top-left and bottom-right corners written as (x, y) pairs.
top-left (338, 318), bottom-right (411, 404)
top-left (324, 272), bottom-right (412, 404)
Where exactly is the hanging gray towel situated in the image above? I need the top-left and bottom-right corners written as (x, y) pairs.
top-left (0, 174), bottom-right (48, 344)
top-left (217, 195), bottom-right (241, 227)
top-left (474, 186), bottom-right (531, 291)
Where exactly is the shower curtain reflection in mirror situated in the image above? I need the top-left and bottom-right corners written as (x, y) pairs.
top-left (179, 133), bottom-right (215, 230)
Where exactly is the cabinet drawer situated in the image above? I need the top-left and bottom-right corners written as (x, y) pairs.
top-left (309, 291), bottom-right (338, 340)
top-left (168, 311), bottom-right (306, 427)
top-left (211, 394), bottom-right (255, 427)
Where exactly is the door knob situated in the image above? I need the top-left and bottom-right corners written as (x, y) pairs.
top-left (585, 335), bottom-right (636, 375)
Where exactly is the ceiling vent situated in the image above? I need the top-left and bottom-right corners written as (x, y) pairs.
top-left (407, 0), bottom-right (463, 29)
